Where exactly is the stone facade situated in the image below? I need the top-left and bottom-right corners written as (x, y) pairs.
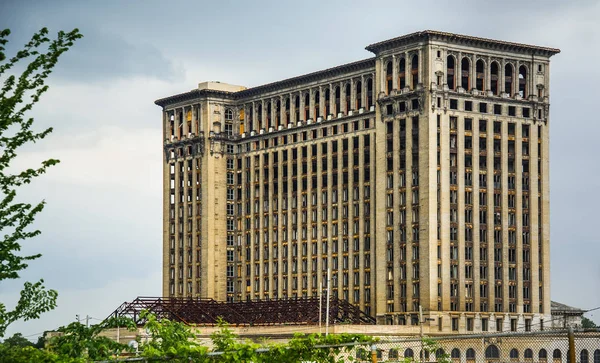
top-left (155, 30), bottom-right (559, 333)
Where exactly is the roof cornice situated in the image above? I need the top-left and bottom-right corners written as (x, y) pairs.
top-left (154, 89), bottom-right (235, 108)
top-left (365, 30), bottom-right (561, 57)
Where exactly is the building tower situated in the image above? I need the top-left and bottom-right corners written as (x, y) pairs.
top-left (155, 31), bottom-right (559, 333)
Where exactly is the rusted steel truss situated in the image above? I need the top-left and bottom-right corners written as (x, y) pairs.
top-left (107, 296), bottom-right (376, 326)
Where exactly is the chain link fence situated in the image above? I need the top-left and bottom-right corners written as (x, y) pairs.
top-left (345, 329), bottom-right (600, 363)
top-left (101, 329), bottom-right (600, 362)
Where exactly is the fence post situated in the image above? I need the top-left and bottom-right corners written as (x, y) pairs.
top-left (568, 327), bottom-right (576, 363)
top-left (371, 344), bottom-right (377, 363)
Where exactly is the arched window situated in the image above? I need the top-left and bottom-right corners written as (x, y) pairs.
top-left (519, 65), bottom-right (528, 98)
top-left (284, 98), bottom-right (290, 125)
top-left (490, 62), bottom-right (499, 95)
top-left (304, 93), bottom-right (310, 121)
top-left (524, 348), bottom-right (533, 361)
top-left (447, 56), bottom-right (455, 90)
top-left (553, 349), bottom-right (562, 363)
top-left (582, 349), bottom-right (590, 363)
top-left (510, 348), bottom-right (519, 361)
top-left (399, 58), bottom-right (406, 89)
top-left (476, 59), bottom-right (485, 91)
top-left (325, 88), bottom-right (331, 116)
top-left (275, 100), bottom-right (281, 127)
top-left (355, 81), bottom-right (362, 109)
top-left (356, 348), bottom-right (368, 360)
top-left (314, 90), bottom-right (320, 118)
top-left (178, 111), bottom-right (183, 138)
top-left (466, 348), bottom-right (476, 362)
top-left (451, 348), bottom-right (460, 362)
top-left (294, 95), bottom-right (300, 123)
top-left (225, 108), bottom-right (233, 121)
top-left (334, 86), bottom-right (340, 116)
top-left (539, 349), bottom-right (548, 362)
top-left (594, 349), bottom-right (600, 363)
top-left (486, 345), bottom-right (500, 360)
top-left (248, 105), bottom-right (253, 131)
top-left (386, 61), bottom-right (393, 94)
top-left (257, 104), bottom-right (263, 129)
top-left (420, 349), bottom-right (430, 361)
top-left (366, 79), bottom-right (373, 109)
top-left (404, 348), bottom-right (414, 358)
top-left (411, 55), bottom-right (419, 89)
top-left (505, 63), bottom-right (514, 96)
top-left (344, 84), bottom-right (351, 114)
top-left (436, 348), bottom-right (446, 360)
top-left (461, 57), bottom-right (470, 90)
top-left (389, 349), bottom-right (398, 359)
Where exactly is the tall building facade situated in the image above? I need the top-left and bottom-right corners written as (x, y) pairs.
top-left (155, 31), bottom-right (559, 333)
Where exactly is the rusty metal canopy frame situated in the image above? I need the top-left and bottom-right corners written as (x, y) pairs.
top-left (107, 296), bottom-right (376, 326)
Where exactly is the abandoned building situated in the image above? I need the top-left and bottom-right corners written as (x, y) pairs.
top-left (154, 30), bottom-right (560, 333)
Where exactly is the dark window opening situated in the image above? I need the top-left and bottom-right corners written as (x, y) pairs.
top-left (505, 64), bottom-right (514, 96)
top-left (447, 56), bottom-right (455, 90)
top-left (519, 65), bottom-right (528, 98)
top-left (508, 106), bottom-right (516, 116)
top-left (476, 59), bottom-right (485, 91)
top-left (399, 58), bottom-right (406, 89)
top-left (479, 102), bottom-right (488, 113)
top-left (465, 101), bottom-right (473, 111)
top-left (523, 107), bottom-right (530, 118)
top-left (411, 55), bottom-right (418, 89)
top-left (450, 99), bottom-right (458, 109)
top-left (494, 104), bottom-right (502, 115)
top-left (491, 62), bottom-right (499, 95)
top-left (461, 57), bottom-right (470, 90)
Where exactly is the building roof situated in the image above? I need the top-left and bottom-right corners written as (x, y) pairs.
top-left (155, 58), bottom-right (375, 108)
top-left (551, 301), bottom-right (586, 314)
top-left (365, 30), bottom-right (561, 57)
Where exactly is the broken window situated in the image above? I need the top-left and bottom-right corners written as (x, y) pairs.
top-left (411, 55), bottom-right (419, 89)
top-left (461, 57), bottom-right (470, 90)
top-left (257, 104), bottom-right (263, 129)
top-left (367, 78), bottom-right (373, 109)
top-left (355, 81), bottom-right (362, 109)
top-left (399, 58), bottom-right (406, 89)
top-left (344, 84), bottom-right (351, 113)
top-left (275, 99), bottom-right (281, 127)
top-left (266, 102), bottom-right (271, 128)
top-left (284, 98), bottom-right (290, 125)
top-left (324, 88), bottom-right (331, 116)
top-left (314, 90), bottom-right (320, 118)
top-left (505, 63), bottom-right (514, 95)
top-left (304, 93), bottom-right (310, 121)
top-left (294, 95), bottom-right (299, 123)
top-left (386, 61), bottom-right (393, 94)
top-left (490, 62), bottom-right (499, 95)
top-left (334, 86), bottom-right (340, 116)
top-left (519, 65), bottom-right (528, 98)
top-left (494, 104), bottom-right (502, 115)
top-left (464, 100), bottom-right (473, 111)
top-left (479, 102), bottom-right (487, 113)
top-left (447, 55), bottom-right (455, 90)
top-left (476, 59), bottom-right (485, 91)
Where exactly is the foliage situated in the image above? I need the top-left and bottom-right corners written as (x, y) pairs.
top-left (582, 316), bottom-right (598, 329)
top-left (0, 27), bottom-right (82, 338)
top-left (47, 316), bottom-right (135, 360)
top-left (139, 311), bottom-right (374, 362)
top-left (140, 310), bottom-right (209, 362)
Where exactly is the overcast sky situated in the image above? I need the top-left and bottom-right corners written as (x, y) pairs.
top-left (0, 0), bottom-right (599, 339)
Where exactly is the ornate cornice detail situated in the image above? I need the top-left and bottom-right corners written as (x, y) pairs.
top-left (365, 30), bottom-right (560, 57)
